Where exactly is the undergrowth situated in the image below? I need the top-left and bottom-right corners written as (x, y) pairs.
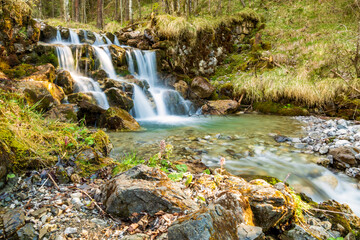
top-left (0, 90), bottom-right (100, 172)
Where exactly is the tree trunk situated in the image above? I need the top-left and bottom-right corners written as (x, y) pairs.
top-left (208, 0), bottom-right (211, 14)
top-left (97, 0), bottom-right (103, 29)
top-left (64, 0), bottom-right (69, 22)
top-left (129, 0), bottom-right (133, 24)
top-left (114, 0), bottom-right (118, 20)
top-left (75, 0), bottom-right (79, 22)
top-left (137, 0), bottom-right (141, 19)
top-left (240, 0), bottom-right (245, 8)
top-left (120, 0), bottom-right (123, 25)
top-left (187, 0), bottom-right (191, 17)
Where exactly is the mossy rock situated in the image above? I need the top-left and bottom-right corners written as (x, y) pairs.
top-left (90, 130), bottom-right (113, 157)
top-left (99, 107), bottom-right (140, 131)
top-left (253, 102), bottom-right (309, 116)
top-left (3, 64), bottom-right (37, 79)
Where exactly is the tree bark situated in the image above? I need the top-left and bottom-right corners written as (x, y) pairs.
top-left (96, 0), bottom-right (103, 29)
top-left (187, 0), bottom-right (191, 17)
top-left (120, 0), bottom-right (123, 25)
top-left (129, 0), bottom-right (133, 24)
top-left (137, 0), bottom-right (141, 19)
top-left (75, 0), bottom-right (79, 22)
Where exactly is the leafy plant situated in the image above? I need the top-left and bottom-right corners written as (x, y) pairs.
top-left (168, 172), bottom-right (184, 182)
top-left (175, 164), bottom-right (188, 173)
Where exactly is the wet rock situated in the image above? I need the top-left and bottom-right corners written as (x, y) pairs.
top-left (144, 28), bottom-right (158, 43)
top-left (105, 32), bottom-right (115, 43)
top-left (109, 45), bottom-right (126, 67)
top-left (190, 76), bottom-right (215, 99)
top-left (127, 39), bottom-right (139, 47)
top-left (16, 223), bottom-right (36, 240)
top-left (40, 24), bottom-right (57, 42)
top-left (274, 135), bottom-right (291, 143)
top-left (329, 147), bottom-right (358, 170)
top-left (68, 92), bottom-right (97, 105)
top-left (319, 146), bottom-right (329, 155)
top-left (44, 104), bottom-right (78, 122)
top-left (91, 69), bottom-right (108, 81)
top-left (99, 107), bottom-right (140, 131)
top-left (345, 168), bottom-right (360, 180)
top-left (101, 165), bottom-right (198, 218)
top-left (244, 180), bottom-right (294, 231)
top-left (280, 224), bottom-right (318, 240)
top-left (18, 81), bottom-right (65, 111)
top-left (21, 63), bottom-right (56, 82)
top-left (137, 40), bottom-right (150, 50)
top-left (104, 87), bottom-right (134, 111)
top-left (122, 234), bottom-right (149, 240)
top-left (168, 203), bottom-right (256, 240)
top-left (174, 80), bottom-right (189, 98)
top-left (201, 100), bottom-right (239, 115)
top-left (294, 143), bottom-right (307, 149)
top-left (3, 209), bottom-right (25, 237)
top-left (60, 28), bottom-right (70, 40)
top-left (56, 69), bottom-right (75, 94)
top-left (103, 78), bottom-right (134, 94)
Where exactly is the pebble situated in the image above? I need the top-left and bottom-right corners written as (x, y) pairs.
top-left (64, 227), bottom-right (77, 235)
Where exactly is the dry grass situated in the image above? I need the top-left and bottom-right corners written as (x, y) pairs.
top-left (154, 9), bottom-right (260, 41)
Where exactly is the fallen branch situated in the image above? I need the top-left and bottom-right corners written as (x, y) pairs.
top-left (47, 173), bottom-right (60, 190)
top-left (310, 207), bottom-right (354, 216)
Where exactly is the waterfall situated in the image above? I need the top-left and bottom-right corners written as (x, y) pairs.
top-left (114, 36), bottom-right (121, 46)
top-left (69, 29), bottom-right (80, 44)
top-left (124, 48), bottom-right (193, 119)
top-left (92, 46), bottom-right (117, 79)
top-left (52, 28), bottom-right (192, 121)
top-left (53, 31), bottom-right (109, 109)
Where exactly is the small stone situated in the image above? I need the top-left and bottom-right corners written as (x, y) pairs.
top-left (334, 140), bottom-right (351, 148)
top-left (16, 223), bottom-right (36, 240)
top-left (91, 218), bottom-right (107, 227)
top-left (294, 143), bottom-right (307, 149)
top-left (317, 158), bottom-right (330, 167)
top-left (319, 146), bottom-right (329, 155)
top-left (64, 227), bottom-right (77, 235)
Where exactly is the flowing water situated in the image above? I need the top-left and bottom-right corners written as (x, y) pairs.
top-left (108, 115), bottom-right (360, 216)
top-left (52, 30), bottom-right (109, 109)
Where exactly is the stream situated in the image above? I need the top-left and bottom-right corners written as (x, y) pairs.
top-left (108, 114), bottom-right (360, 216)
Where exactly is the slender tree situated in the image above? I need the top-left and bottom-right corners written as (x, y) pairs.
top-left (129, 0), bottom-right (133, 24)
top-left (137, 0), bottom-right (141, 19)
top-left (97, 0), bottom-right (103, 29)
top-left (120, 0), bottom-right (123, 25)
top-left (75, 0), bottom-right (80, 22)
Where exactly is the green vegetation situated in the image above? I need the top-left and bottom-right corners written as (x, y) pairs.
top-left (0, 90), bottom-right (106, 172)
top-left (3, 64), bottom-right (37, 79)
top-left (211, 0), bottom-right (360, 108)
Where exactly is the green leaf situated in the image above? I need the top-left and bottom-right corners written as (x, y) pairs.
top-left (175, 164), bottom-right (188, 173)
top-left (203, 169), bottom-right (211, 175)
top-left (197, 196), bottom-right (206, 202)
top-left (185, 174), bottom-right (193, 187)
top-left (6, 173), bottom-right (15, 179)
top-left (168, 172), bottom-right (184, 182)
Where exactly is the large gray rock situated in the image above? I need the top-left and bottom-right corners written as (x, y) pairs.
top-left (202, 100), bottom-right (239, 115)
top-left (101, 165), bottom-right (198, 218)
top-left (16, 223), bottom-right (37, 240)
top-left (45, 104), bottom-right (78, 122)
top-left (190, 76), bottom-right (215, 99)
top-left (168, 204), bottom-right (263, 240)
top-left (244, 180), bottom-right (294, 231)
top-left (3, 209), bottom-right (25, 237)
top-left (329, 147), bottom-right (359, 170)
top-left (104, 87), bottom-right (133, 111)
top-left (280, 224), bottom-right (318, 240)
top-left (56, 69), bottom-right (75, 95)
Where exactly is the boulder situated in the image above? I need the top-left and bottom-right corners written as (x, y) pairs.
top-left (190, 77), bottom-right (215, 99)
top-left (40, 24), bottom-right (57, 42)
top-left (168, 203), bottom-right (262, 240)
top-left (99, 107), bottom-right (140, 131)
top-left (3, 209), bottom-right (25, 237)
top-left (243, 180), bottom-right (294, 231)
top-left (55, 70), bottom-right (75, 94)
top-left (77, 100), bottom-right (107, 125)
top-left (91, 69), bottom-right (108, 81)
top-left (18, 81), bottom-right (65, 111)
top-left (127, 39), bottom-right (139, 47)
top-left (152, 41), bottom-right (170, 50)
top-left (137, 40), bottom-right (150, 50)
top-left (21, 64), bottom-right (56, 82)
top-left (202, 100), bottom-right (239, 115)
top-left (101, 165), bottom-right (198, 218)
top-left (109, 45), bottom-right (126, 67)
top-left (44, 104), bottom-right (78, 122)
top-left (104, 88), bottom-right (134, 111)
top-left (105, 32), bottom-right (115, 43)
top-left (103, 78), bottom-right (134, 95)
top-left (0, 140), bottom-right (15, 183)
top-left (174, 80), bottom-right (189, 98)
top-left (329, 147), bottom-right (358, 170)
top-left (144, 29), bottom-right (159, 43)
top-left (60, 28), bottom-right (70, 40)
top-left (68, 92), bottom-right (97, 105)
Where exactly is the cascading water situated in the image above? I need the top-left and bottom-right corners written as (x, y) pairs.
top-left (124, 48), bottom-right (193, 120)
top-left (53, 30), bottom-right (109, 109)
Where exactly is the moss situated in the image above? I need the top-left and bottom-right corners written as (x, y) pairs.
top-left (0, 59), bottom-right (10, 71)
top-left (91, 130), bottom-right (112, 157)
top-left (253, 101), bottom-right (309, 116)
top-left (37, 53), bottom-right (58, 68)
top-left (3, 64), bottom-right (37, 79)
